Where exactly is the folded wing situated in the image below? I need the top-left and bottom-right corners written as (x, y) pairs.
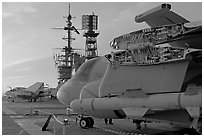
top-left (135, 3), bottom-right (189, 27)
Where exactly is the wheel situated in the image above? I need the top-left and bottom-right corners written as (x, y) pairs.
top-left (178, 128), bottom-right (200, 135)
top-left (87, 117), bottom-right (94, 127)
top-left (79, 118), bottom-right (89, 128)
top-left (135, 120), bottom-right (142, 130)
top-left (136, 123), bottom-right (142, 129)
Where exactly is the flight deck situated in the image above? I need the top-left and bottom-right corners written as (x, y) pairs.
top-left (2, 97), bottom-right (190, 135)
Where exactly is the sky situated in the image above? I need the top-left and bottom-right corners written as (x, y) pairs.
top-left (2, 2), bottom-right (202, 93)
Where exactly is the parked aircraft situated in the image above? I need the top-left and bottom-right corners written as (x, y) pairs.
top-left (57, 3), bottom-right (202, 134)
top-left (5, 87), bottom-right (26, 99)
top-left (5, 82), bottom-right (52, 102)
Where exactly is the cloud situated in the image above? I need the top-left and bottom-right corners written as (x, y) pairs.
top-left (111, 3), bottom-right (153, 23)
top-left (3, 3), bottom-right (38, 15)
top-left (3, 55), bottom-right (51, 69)
top-left (22, 6), bottom-right (37, 14)
top-left (3, 58), bottom-right (35, 69)
top-left (113, 9), bottom-right (132, 22)
top-left (2, 5), bottom-right (37, 18)
top-left (120, 9), bottom-right (131, 16)
top-left (2, 11), bottom-right (15, 18)
top-left (2, 3), bottom-right (38, 24)
top-left (3, 75), bottom-right (29, 80)
top-left (15, 67), bottom-right (32, 72)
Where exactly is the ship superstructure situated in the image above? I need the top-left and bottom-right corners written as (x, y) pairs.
top-left (82, 13), bottom-right (99, 59)
top-left (53, 4), bottom-right (85, 84)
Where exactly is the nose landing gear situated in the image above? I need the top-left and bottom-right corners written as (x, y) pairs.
top-left (79, 116), bottom-right (94, 128)
top-left (133, 119), bottom-right (143, 129)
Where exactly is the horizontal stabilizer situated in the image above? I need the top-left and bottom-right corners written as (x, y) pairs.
top-left (135, 3), bottom-right (189, 27)
top-left (122, 107), bottom-right (148, 118)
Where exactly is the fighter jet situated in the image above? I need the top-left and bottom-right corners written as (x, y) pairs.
top-left (5, 87), bottom-right (26, 99)
top-left (57, 3), bottom-right (202, 134)
top-left (5, 82), bottom-right (50, 102)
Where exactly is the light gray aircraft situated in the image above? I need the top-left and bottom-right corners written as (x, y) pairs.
top-left (57, 3), bottom-right (201, 134)
top-left (5, 82), bottom-right (51, 102)
top-left (5, 87), bottom-right (26, 99)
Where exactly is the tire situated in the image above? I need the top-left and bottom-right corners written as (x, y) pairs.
top-left (136, 124), bottom-right (142, 129)
top-left (87, 117), bottom-right (94, 127)
top-left (79, 118), bottom-right (89, 128)
top-left (178, 128), bottom-right (200, 135)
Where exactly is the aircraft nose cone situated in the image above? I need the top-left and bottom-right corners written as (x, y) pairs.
top-left (57, 80), bottom-right (86, 106)
top-left (57, 82), bottom-right (70, 106)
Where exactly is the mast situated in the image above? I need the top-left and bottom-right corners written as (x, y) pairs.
top-left (52, 4), bottom-right (81, 83)
top-left (67, 3), bottom-right (71, 50)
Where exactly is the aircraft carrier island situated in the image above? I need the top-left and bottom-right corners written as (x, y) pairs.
top-left (3, 3), bottom-right (202, 135)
